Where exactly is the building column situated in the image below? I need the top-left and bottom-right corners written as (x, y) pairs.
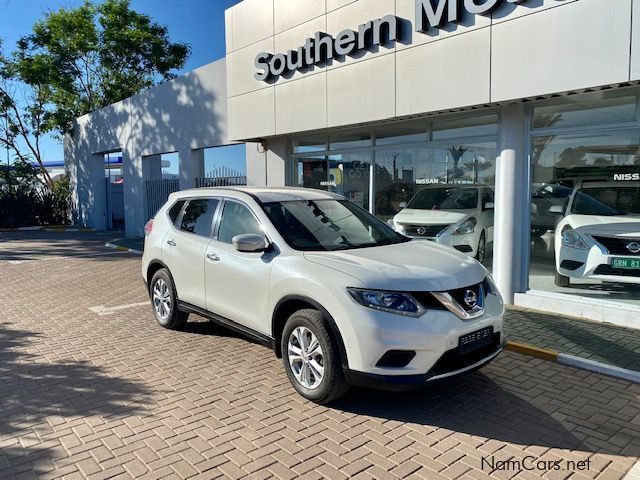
top-left (179, 148), bottom-right (205, 190)
top-left (142, 154), bottom-right (163, 181)
top-left (79, 153), bottom-right (107, 230)
top-left (493, 103), bottom-right (529, 303)
top-left (122, 146), bottom-right (145, 237)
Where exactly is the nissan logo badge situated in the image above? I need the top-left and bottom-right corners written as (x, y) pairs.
top-left (417, 227), bottom-right (427, 235)
top-left (627, 242), bottom-right (640, 254)
top-left (463, 290), bottom-right (478, 309)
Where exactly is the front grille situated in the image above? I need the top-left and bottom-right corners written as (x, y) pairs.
top-left (593, 264), bottom-right (640, 277)
top-left (402, 224), bottom-right (452, 237)
top-left (412, 292), bottom-right (447, 310)
top-left (592, 236), bottom-right (640, 256)
top-left (428, 333), bottom-right (501, 377)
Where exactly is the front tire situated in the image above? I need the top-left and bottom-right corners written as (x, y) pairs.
top-left (555, 271), bottom-right (570, 287)
top-left (149, 268), bottom-right (189, 329)
top-left (281, 309), bottom-right (349, 404)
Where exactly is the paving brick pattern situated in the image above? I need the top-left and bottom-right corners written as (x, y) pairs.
top-left (0, 231), bottom-right (639, 479)
top-left (505, 307), bottom-right (640, 371)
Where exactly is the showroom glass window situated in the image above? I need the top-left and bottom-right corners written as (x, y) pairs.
top-left (290, 114), bottom-right (498, 269)
top-left (528, 89), bottom-right (640, 306)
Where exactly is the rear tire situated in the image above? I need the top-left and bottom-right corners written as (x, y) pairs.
top-left (554, 271), bottom-right (570, 288)
top-left (281, 309), bottom-right (349, 404)
top-left (149, 268), bottom-right (189, 330)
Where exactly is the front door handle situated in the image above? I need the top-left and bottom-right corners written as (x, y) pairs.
top-left (166, 239), bottom-right (176, 247)
top-left (206, 252), bottom-right (220, 262)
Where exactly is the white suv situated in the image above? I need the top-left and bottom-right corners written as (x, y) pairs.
top-left (142, 187), bottom-right (505, 404)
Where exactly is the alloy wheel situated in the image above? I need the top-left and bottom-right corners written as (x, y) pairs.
top-left (153, 279), bottom-right (172, 321)
top-left (287, 326), bottom-right (325, 389)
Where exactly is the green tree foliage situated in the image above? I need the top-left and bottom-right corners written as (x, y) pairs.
top-left (0, 0), bottom-right (190, 186)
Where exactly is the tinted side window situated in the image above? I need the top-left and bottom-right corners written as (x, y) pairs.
top-left (180, 199), bottom-right (219, 237)
top-left (218, 202), bottom-right (263, 244)
top-left (168, 200), bottom-right (186, 226)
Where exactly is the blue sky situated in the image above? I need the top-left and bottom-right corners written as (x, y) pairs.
top-left (0, 0), bottom-right (244, 172)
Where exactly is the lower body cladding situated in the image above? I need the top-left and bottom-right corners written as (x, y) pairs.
top-left (335, 292), bottom-right (505, 391)
top-left (557, 246), bottom-right (640, 285)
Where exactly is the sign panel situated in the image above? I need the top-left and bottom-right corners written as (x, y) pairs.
top-left (255, 0), bottom-right (529, 82)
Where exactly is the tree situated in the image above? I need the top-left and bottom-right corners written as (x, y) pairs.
top-left (0, 0), bottom-right (190, 187)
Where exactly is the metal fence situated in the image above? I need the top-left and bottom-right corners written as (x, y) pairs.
top-left (196, 166), bottom-right (246, 188)
top-left (145, 178), bottom-right (180, 221)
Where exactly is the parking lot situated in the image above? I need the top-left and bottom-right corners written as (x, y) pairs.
top-left (1, 231), bottom-right (639, 480)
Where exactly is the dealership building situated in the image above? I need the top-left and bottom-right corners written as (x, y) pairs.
top-left (65, 0), bottom-right (640, 327)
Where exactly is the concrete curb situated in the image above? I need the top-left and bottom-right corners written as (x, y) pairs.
top-left (0, 226), bottom-right (93, 233)
top-left (506, 341), bottom-right (640, 384)
top-left (104, 241), bottom-right (143, 255)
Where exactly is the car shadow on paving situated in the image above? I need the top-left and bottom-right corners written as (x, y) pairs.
top-left (0, 322), bottom-right (152, 477)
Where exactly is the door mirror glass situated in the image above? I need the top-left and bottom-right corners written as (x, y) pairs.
top-left (232, 234), bottom-right (268, 253)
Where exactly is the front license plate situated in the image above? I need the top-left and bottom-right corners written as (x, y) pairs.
top-left (612, 258), bottom-right (640, 269)
top-left (459, 327), bottom-right (494, 354)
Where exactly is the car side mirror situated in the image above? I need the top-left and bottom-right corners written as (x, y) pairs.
top-left (232, 233), bottom-right (268, 253)
top-left (549, 205), bottom-right (564, 215)
top-left (398, 202), bottom-right (407, 209)
top-left (484, 202), bottom-right (494, 211)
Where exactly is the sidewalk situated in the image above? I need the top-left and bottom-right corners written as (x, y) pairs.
top-left (505, 306), bottom-right (640, 372)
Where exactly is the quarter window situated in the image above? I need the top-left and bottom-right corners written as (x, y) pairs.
top-left (217, 201), bottom-right (263, 244)
top-left (168, 200), bottom-right (186, 226)
top-left (180, 199), bottom-right (219, 237)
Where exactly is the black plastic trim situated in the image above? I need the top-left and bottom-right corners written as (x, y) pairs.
top-left (560, 260), bottom-right (584, 271)
top-left (344, 342), bottom-right (504, 392)
top-left (271, 295), bottom-right (349, 369)
top-left (178, 301), bottom-right (275, 350)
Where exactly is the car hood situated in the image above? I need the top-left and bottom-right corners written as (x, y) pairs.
top-left (566, 214), bottom-right (640, 236)
top-left (393, 208), bottom-right (471, 226)
top-left (303, 240), bottom-right (486, 291)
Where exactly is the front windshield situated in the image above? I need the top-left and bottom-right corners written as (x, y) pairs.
top-left (262, 200), bottom-right (409, 251)
top-left (407, 187), bottom-right (478, 210)
top-left (571, 187), bottom-right (640, 216)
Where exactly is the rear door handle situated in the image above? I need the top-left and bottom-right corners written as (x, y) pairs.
top-left (166, 239), bottom-right (176, 247)
top-left (206, 252), bottom-right (220, 262)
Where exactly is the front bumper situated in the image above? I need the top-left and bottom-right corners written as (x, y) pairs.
top-left (409, 233), bottom-right (478, 256)
top-left (333, 290), bottom-right (505, 378)
top-left (557, 244), bottom-right (640, 284)
top-left (344, 338), bottom-right (505, 391)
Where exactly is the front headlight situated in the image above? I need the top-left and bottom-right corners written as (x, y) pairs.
top-left (561, 229), bottom-right (588, 249)
top-left (451, 217), bottom-right (477, 236)
top-left (388, 220), bottom-right (404, 234)
top-left (347, 288), bottom-right (425, 317)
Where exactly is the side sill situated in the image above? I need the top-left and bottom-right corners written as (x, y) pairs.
top-left (178, 301), bottom-right (276, 350)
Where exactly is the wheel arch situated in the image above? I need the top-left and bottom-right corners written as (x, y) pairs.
top-left (146, 260), bottom-right (170, 292)
top-left (271, 295), bottom-right (349, 369)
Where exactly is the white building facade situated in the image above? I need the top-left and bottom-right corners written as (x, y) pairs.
top-left (66, 0), bottom-right (640, 326)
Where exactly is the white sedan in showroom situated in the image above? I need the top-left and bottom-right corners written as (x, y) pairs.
top-left (390, 185), bottom-right (494, 262)
top-left (553, 182), bottom-right (640, 287)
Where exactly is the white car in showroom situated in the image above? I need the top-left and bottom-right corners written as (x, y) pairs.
top-left (390, 185), bottom-right (495, 262)
top-left (142, 187), bottom-right (504, 404)
top-left (553, 182), bottom-right (640, 287)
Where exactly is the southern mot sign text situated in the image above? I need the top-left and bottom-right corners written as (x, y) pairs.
top-left (255, 0), bottom-right (528, 82)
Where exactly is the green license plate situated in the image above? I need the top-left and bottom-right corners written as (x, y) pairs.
top-left (612, 258), bottom-right (640, 269)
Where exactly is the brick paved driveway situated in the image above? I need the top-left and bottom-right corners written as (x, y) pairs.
top-left (1, 232), bottom-right (639, 480)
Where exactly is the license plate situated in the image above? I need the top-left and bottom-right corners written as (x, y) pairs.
top-left (612, 258), bottom-right (640, 269)
top-left (459, 327), bottom-right (494, 354)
